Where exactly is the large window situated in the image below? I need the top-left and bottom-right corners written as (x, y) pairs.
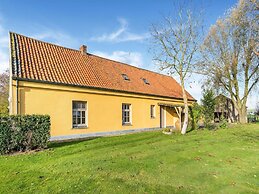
top-left (122, 103), bottom-right (131, 125)
top-left (72, 101), bottom-right (87, 128)
top-left (151, 105), bottom-right (155, 118)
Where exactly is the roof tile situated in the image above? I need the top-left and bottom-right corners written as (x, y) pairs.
top-left (10, 32), bottom-right (195, 101)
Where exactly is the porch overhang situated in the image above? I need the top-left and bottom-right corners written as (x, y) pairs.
top-left (157, 103), bottom-right (184, 108)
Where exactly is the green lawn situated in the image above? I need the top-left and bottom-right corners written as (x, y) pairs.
top-left (0, 124), bottom-right (258, 194)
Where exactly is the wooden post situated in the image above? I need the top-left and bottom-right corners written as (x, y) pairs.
top-left (174, 107), bottom-right (182, 131)
top-left (179, 107), bottom-right (182, 131)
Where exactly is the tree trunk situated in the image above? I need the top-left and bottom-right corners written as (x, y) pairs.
top-left (238, 106), bottom-right (247, 124)
top-left (180, 80), bottom-right (189, 134)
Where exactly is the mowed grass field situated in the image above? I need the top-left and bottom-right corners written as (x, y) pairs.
top-left (0, 124), bottom-right (258, 194)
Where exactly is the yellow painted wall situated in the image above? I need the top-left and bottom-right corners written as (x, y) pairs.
top-left (10, 81), bottom-right (193, 137)
top-left (165, 107), bottom-right (178, 127)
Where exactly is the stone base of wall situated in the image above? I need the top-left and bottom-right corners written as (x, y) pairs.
top-left (50, 127), bottom-right (163, 141)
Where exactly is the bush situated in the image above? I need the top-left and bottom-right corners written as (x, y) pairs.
top-left (201, 89), bottom-right (215, 128)
top-left (218, 115), bottom-right (228, 129)
top-left (189, 103), bottom-right (203, 130)
top-left (0, 115), bottom-right (50, 155)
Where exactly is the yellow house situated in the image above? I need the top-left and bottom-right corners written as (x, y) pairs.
top-left (9, 32), bottom-right (196, 140)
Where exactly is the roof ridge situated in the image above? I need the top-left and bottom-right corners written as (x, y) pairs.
top-left (9, 31), bottom-right (79, 52)
top-left (9, 32), bottom-right (175, 81)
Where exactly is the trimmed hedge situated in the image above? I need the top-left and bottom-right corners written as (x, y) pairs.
top-left (0, 115), bottom-right (50, 154)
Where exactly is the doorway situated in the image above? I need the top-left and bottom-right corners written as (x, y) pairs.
top-left (160, 106), bottom-right (166, 128)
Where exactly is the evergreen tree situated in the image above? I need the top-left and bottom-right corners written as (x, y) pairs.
top-left (201, 89), bottom-right (215, 128)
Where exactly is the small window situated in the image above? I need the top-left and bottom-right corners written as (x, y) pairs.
top-left (122, 103), bottom-right (131, 125)
top-left (143, 78), bottom-right (150, 85)
top-left (151, 105), bottom-right (155, 118)
top-left (72, 101), bottom-right (87, 128)
top-left (122, 74), bottom-right (130, 81)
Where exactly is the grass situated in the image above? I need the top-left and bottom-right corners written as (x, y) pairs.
top-left (0, 124), bottom-right (258, 194)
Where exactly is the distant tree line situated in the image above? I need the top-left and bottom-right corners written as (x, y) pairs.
top-left (0, 70), bottom-right (9, 116)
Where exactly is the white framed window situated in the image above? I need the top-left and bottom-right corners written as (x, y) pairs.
top-left (122, 103), bottom-right (131, 125)
top-left (151, 105), bottom-right (155, 118)
top-left (72, 101), bottom-right (87, 128)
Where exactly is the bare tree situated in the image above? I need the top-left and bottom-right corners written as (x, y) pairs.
top-left (0, 70), bottom-right (9, 115)
top-left (200, 0), bottom-right (259, 123)
top-left (150, 4), bottom-right (202, 134)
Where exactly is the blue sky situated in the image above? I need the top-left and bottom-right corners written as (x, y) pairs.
top-left (0, 0), bottom-right (257, 108)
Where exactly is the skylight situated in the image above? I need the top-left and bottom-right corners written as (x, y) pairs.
top-left (122, 74), bottom-right (130, 81)
top-left (142, 78), bottom-right (150, 85)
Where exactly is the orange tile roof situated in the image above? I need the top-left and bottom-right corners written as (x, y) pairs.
top-left (10, 32), bottom-right (195, 101)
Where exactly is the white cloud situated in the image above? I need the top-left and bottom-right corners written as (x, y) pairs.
top-left (90, 18), bottom-right (149, 43)
top-left (0, 22), bottom-right (80, 73)
top-left (30, 26), bottom-right (79, 49)
top-left (93, 50), bottom-right (143, 67)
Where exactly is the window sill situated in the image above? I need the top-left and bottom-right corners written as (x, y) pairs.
top-left (122, 123), bottom-right (132, 126)
top-left (151, 117), bottom-right (156, 119)
top-left (72, 126), bottom-right (88, 129)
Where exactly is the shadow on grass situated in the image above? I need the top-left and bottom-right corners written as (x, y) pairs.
top-left (186, 128), bottom-right (196, 133)
top-left (48, 137), bottom-right (100, 148)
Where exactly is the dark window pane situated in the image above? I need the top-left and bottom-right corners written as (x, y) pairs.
top-left (82, 111), bottom-right (85, 117)
top-left (82, 118), bottom-right (85, 124)
top-left (73, 102), bottom-right (77, 109)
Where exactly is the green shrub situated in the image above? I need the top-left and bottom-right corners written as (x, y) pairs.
top-left (189, 103), bottom-right (203, 130)
top-left (218, 115), bottom-right (228, 129)
top-left (0, 115), bottom-right (50, 155)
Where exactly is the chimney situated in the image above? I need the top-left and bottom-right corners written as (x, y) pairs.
top-left (80, 45), bottom-right (87, 55)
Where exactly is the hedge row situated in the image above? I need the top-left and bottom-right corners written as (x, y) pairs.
top-left (0, 115), bottom-right (50, 155)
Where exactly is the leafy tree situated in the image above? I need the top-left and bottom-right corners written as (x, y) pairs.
top-left (201, 89), bottom-right (216, 127)
top-left (0, 70), bottom-right (9, 116)
top-left (199, 0), bottom-right (259, 123)
top-left (189, 102), bottom-right (203, 131)
top-left (150, 3), bottom-right (203, 134)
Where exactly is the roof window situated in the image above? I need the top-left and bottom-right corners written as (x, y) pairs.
top-left (122, 74), bottom-right (130, 81)
top-left (142, 78), bottom-right (150, 85)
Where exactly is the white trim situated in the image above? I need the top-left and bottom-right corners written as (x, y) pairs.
top-left (72, 101), bottom-right (88, 128)
top-left (122, 103), bottom-right (132, 125)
